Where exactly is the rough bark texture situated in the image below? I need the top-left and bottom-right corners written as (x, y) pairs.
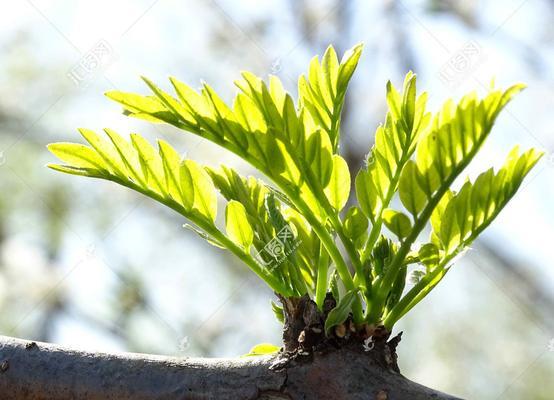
top-left (0, 335), bottom-right (462, 400)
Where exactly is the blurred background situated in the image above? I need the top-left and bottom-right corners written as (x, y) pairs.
top-left (0, 0), bottom-right (553, 398)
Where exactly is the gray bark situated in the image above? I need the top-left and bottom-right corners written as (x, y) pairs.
top-left (0, 335), bottom-right (462, 400)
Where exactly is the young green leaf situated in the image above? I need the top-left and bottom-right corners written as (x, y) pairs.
top-left (434, 147), bottom-right (543, 254)
top-left (418, 243), bottom-right (439, 269)
top-left (104, 128), bottom-right (145, 186)
top-left (225, 200), bottom-right (254, 250)
top-left (399, 160), bottom-right (426, 216)
top-left (401, 72), bottom-right (417, 131)
top-left (324, 290), bottom-right (358, 333)
top-left (382, 209), bottom-right (412, 239)
top-left (324, 154), bottom-right (351, 211)
top-left (47, 163), bottom-right (105, 178)
top-left (305, 129), bottom-right (333, 187)
top-left (183, 159), bottom-right (218, 223)
top-left (79, 128), bottom-right (128, 180)
top-left (271, 301), bottom-right (284, 324)
top-left (356, 75), bottom-right (430, 220)
top-left (158, 139), bottom-right (184, 202)
top-left (371, 84), bottom-right (528, 325)
top-left (47, 142), bottom-right (106, 172)
top-left (355, 168), bottom-right (378, 221)
top-left (178, 161), bottom-right (195, 212)
top-left (242, 343), bottom-right (280, 357)
top-left (343, 206), bottom-right (368, 244)
top-left (414, 85), bottom-right (526, 200)
top-left (298, 44), bottom-right (363, 150)
top-left (105, 90), bottom-right (183, 126)
top-left (131, 133), bottom-right (166, 195)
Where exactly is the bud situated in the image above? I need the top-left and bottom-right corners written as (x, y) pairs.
top-left (334, 324), bottom-right (346, 338)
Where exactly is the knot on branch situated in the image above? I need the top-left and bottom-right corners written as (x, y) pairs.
top-left (275, 293), bottom-right (402, 373)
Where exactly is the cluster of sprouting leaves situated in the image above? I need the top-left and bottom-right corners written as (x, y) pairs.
top-left (48, 44), bottom-right (542, 332)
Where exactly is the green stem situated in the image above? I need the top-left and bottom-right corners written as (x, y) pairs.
top-left (383, 262), bottom-right (449, 328)
top-left (287, 257), bottom-right (309, 296)
top-left (360, 217), bottom-right (382, 265)
top-left (269, 176), bottom-right (363, 319)
top-left (359, 149), bottom-right (413, 266)
top-left (306, 212), bottom-right (353, 289)
top-left (314, 242), bottom-right (330, 309)
top-left (365, 197), bottom-right (438, 323)
top-left (278, 132), bottom-right (365, 283)
top-left (330, 213), bottom-right (365, 282)
top-left (307, 213), bottom-right (363, 321)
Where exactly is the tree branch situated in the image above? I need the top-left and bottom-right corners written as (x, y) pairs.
top-left (0, 335), bottom-right (463, 399)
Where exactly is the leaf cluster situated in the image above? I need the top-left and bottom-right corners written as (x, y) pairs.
top-left (48, 44), bottom-right (542, 330)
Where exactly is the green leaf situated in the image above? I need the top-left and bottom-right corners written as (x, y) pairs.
top-left (265, 192), bottom-right (288, 233)
top-left (178, 161), bottom-right (195, 212)
top-left (299, 44), bottom-right (363, 150)
top-left (382, 209), bottom-right (412, 239)
top-left (415, 85), bottom-right (526, 199)
top-left (430, 190), bottom-right (453, 237)
top-left (47, 142), bottom-right (106, 171)
top-left (399, 160), bottom-right (426, 216)
top-left (207, 166), bottom-right (273, 236)
top-left (324, 154), bottom-right (351, 211)
top-left (401, 72), bottom-right (417, 131)
top-left (105, 90), bottom-right (183, 126)
top-left (169, 77), bottom-right (228, 144)
top-left (439, 181), bottom-right (471, 253)
top-left (242, 343), bottom-right (280, 357)
top-left (202, 83), bottom-right (246, 149)
top-left (271, 301), bottom-right (284, 324)
top-left (418, 243), bottom-right (439, 269)
top-left (49, 131), bottom-right (213, 217)
top-left (355, 169), bottom-right (378, 222)
top-left (141, 77), bottom-right (194, 126)
top-left (433, 146), bottom-right (542, 254)
top-left (355, 74), bottom-right (429, 223)
top-left (338, 44), bottom-right (364, 93)
top-left (385, 80), bottom-right (401, 121)
top-left (47, 163), bottom-right (105, 178)
top-left (226, 200), bottom-right (254, 250)
top-left (79, 128), bottom-right (128, 179)
top-left (305, 129), bottom-right (333, 187)
top-left (104, 128), bottom-right (145, 186)
top-left (130, 133), bottom-right (166, 195)
top-left (324, 290), bottom-right (358, 333)
top-left (282, 94), bottom-right (304, 150)
top-left (284, 207), bottom-right (316, 260)
top-left (371, 236), bottom-right (396, 278)
top-left (158, 139), bottom-right (184, 202)
top-left (343, 206), bottom-right (368, 243)
top-left (183, 159), bottom-right (217, 223)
